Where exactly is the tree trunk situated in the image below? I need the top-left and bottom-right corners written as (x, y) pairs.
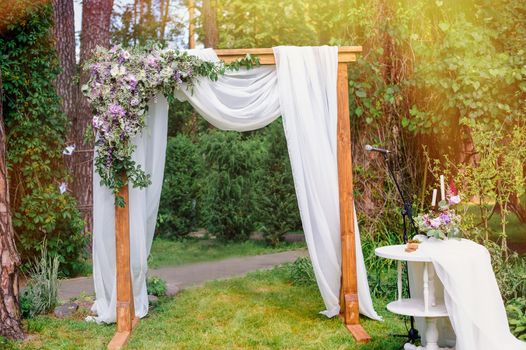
top-left (202, 0), bottom-right (218, 48)
top-left (188, 0), bottom-right (195, 49)
top-left (52, 0), bottom-right (77, 122)
top-left (159, 0), bottom-right (171, 41)
top-left (52, 0), bottom-right (80, 227)
top-left (0, 65), bottom-right (25, 341)
top-left (72, 0), bottom-right (114, 232)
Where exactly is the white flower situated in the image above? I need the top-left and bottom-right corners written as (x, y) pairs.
top-left (449, 195), bottom-right (461, 205)
top-left (63, 144), bottom-right (76, 155)
top-left (110, 64), bottom-right (126, 77)
top-left (59, 182), bottom-right (67, 194)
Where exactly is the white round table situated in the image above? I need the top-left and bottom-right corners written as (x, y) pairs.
top-left (375, 244), bottom-right (454, 350)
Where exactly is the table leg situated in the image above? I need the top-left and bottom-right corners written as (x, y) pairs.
top-left (397, 261), bottom-right (402, 301)
top-left (403, 317), bottom-right (455, 350)
top-left (423, 262), bottom-right (429, 313)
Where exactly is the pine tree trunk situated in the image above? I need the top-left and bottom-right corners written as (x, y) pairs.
top-left (202, 0), bottom-right (218, 48)
top-left (52, 0), bottom-right (77, 122)
top-left (0, 65), bottom-right (25, 341)
top-left (188, 0), bottom-right (195, 48)
top-left (71, 0), bottom-right (114, 233)
top-left (159, 0), bottom-right (171, 41)
top-left (52, 0), bottom-right (83, 226)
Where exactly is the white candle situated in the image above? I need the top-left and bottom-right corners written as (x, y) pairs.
top-left (440, 175), bottom-right (445, 201)
top-left (431, 189), bottom-right (437, 207)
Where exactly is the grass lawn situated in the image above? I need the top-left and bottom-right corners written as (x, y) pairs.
top-left (8, 266), bottom-right (406, 350)
top-left (148, 237), bottom-right (306, 268)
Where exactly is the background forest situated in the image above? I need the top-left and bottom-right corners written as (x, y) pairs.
top-left (1, 0), bottom-right (526, 340)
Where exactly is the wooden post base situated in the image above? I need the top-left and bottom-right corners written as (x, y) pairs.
top-left (346, 324), bottom-right (371, 344)
top-left (107, 317), bottom-right (139, 350)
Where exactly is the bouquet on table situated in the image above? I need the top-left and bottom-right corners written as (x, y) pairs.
top-left (414, 175), bottom-right (462, 240)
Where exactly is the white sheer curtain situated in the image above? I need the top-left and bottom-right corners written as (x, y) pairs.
top-left (90, 46), bottom-right (381, 323)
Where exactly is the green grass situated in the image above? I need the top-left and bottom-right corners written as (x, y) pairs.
top-left (148, 237), bottom-right (306, 268)
top-left (9, 266), bottom-right (406, 350)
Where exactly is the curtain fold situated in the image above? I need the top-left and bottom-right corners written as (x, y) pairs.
top-left (90, 46), bottom-right (380, 323)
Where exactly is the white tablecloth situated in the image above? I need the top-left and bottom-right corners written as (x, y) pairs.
top-left (410, 239), bottom-right (525, 350)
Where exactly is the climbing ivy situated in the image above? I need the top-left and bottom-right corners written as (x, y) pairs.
top-left (0, 4), bottom-right (87, 277)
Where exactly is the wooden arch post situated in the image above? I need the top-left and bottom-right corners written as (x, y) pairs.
top-left (216, 46), bottom-right (370, 343)
top-left (108, 46), bottom-right (368, 349)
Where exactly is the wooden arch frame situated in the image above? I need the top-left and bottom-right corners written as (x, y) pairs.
top-left (108, 46), bottom-right (369, 350)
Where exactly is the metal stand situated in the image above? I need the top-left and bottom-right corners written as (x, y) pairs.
top-left (381, 152), bottom-right (420, 346)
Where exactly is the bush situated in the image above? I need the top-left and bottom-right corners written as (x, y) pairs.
top-left (484, 240), bottom-right (526, 302)
top-left (287, 256), bottom-right (316, 287)
top-left (507, 298), bottom-right (526, 341)
top-left (147, 276), bottom-right (167, 297)
top-left (200, 131), bottom-right (261, 241)
top-left (20, 245), bottom-right (60, 318)
top-left (257, 120), bottom-right (302, 246)
top-left (0, 3), bottom-right (87, 277)
top-left (157, 135), bottom-right (202, 238)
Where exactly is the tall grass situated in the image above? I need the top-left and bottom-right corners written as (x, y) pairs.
top-left (20, 244), bottom-right (60, 318)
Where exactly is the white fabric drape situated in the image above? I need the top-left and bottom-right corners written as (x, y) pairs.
top-left (90, 46), bottom-right (381, 323)
top-left (411, 239), bottom-right (525, 350)
top-left (91, 95), bottom-right (168, 323)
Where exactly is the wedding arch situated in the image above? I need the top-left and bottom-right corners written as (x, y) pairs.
top-left (84, 45), bottom-right (381, 350)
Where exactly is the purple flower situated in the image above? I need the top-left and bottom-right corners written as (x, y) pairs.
top-left (173, 70), bottom-right (182, 84)
top-left (108, 103), bottom-right (126, 118)
top-left (146, 55), bottom-right (159, 68)
top-left (439, 213), bottom-right (451, 225)
top-left (430, 217), bottom-right (442, 228)
top-left (130, 97), bottom-right (140, 106)
top-left (126, 74), bottom-right (138, 90)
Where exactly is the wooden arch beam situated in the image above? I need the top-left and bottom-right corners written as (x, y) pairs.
top-left (109, 45), bottom-right (368, 350)
top-left (215, 46), bottom-right (362, 65)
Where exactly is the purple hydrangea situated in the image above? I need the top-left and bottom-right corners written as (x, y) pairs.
top-left (126, 74), bottom-right (138, 90)
top-left (108, 103), bottom-right (126, 118)
top-left (173, 70), bottom-right (182, 84)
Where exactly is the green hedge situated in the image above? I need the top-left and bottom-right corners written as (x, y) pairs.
top-left (157, 135), bottom-right (202, 238)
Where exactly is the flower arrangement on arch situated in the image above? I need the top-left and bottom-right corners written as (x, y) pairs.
top-left (82, 44), bottom-right (258, 205)
top-left (414, 176), bottom-right (462, 240)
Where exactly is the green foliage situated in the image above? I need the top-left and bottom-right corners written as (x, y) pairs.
top-left (484, 240), bottom-right (526, 302)
top-left (507, 298), bottom-right (526, 341)
top-left (287, 256), bottom-right (316, 287)
top-left (0, 3), bottom-right (87, 276)
top-left (157, 135), bottom-right (202, 238)
top-left (257, 120), bottom-right (301, 246)
top-left (200, 131), bottom-right (261, 241)
top-left (146, 276), bottom-right (167, 297)
top-left (20, 244), bottom-right (60, 318)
